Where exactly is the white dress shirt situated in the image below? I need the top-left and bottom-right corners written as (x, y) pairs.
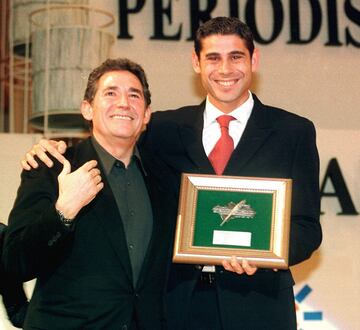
top-left (201, 92), bottom-right (254, 273)
top-left (202, 91), bottom-right (254, 156)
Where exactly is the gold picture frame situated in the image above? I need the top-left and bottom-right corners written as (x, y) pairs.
top-left (173, 173), bottom-right (292, 269)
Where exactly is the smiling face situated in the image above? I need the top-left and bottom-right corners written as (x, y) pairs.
top-left (192, 34), bottom-right (259, 113)
top-left (81, 70), bottom-right (151, 150)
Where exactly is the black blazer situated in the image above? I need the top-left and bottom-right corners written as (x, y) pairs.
top-left (0, 223), bottom-right (28, 328)
top-left (3, 138), bottom-right (176, 330)
top-left (143, 95), bottom-right (322, 330)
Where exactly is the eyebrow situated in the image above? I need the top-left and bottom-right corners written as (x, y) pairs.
top-left (103, 86), bottom-right (143, 95)
top-left (128, 87), bottom-right (143, 95)
top-left (205, 52), bottom-right (220, 58)
top-left (103, 86), bottom-right (118, 92)
top-left (229, 50), bottom-right (247, 56)
top-left (205, 50), bottom-right (247, 58)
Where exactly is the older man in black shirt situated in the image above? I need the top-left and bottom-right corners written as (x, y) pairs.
top-left (3, 58), bottom-right (175, 330)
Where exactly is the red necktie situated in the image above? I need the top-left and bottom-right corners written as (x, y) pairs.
top-left (208, 115), bottom-right (236, 175)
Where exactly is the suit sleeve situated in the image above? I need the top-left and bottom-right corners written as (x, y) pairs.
top-left (3, 161), bottom-right (75, 281)
top-left (0, 224), bottom-right (28, 328)
top-left (288, 120), bottom-right (322, 265)
top-left (0, 266), bottom-right (28, 328)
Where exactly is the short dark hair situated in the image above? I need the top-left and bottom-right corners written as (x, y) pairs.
top-left (194, 17), bottom-right (255, 58)
top-left (83, 58), bottom-right (151, 107)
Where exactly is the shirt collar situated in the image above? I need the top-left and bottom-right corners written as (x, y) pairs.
top-left (203, 91), bottom-right (254, 128)
top-left (91, 136), bottom-right (144, 176)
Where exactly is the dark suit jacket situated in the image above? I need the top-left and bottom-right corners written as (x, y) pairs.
top-left (143, 95), bottom-right (322, 330)
top-left (0, 223), bottom-right (28, 328)
top-left (3, 138), bottom-right (176, 330)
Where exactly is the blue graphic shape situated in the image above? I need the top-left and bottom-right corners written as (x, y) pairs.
top-left (304, 312), bottom-right (323, 320)
top-left (295, 284), bottom-right (312, 303)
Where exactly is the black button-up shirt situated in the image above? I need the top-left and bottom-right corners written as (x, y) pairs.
top-left (92, 137), bottom-right (153, 286)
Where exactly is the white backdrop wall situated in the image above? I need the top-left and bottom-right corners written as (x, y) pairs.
top-left (1, 0), bottom-right (359, 329)
top-left (102, 0), bottom-right (360, 131)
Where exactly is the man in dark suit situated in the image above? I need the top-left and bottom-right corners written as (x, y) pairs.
top-left (20, 17), bottom-right (321, 330)
top-left (143, 17), bottom-right (322, 330)
top-left (3, 58), bottom-right (175, 329)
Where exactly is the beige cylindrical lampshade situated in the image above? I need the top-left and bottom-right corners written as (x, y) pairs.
top-left (29, 4), bottom-right (114, 132)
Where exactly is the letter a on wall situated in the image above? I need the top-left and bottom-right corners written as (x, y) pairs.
top-left (320, 158), bottom-right (358, 215)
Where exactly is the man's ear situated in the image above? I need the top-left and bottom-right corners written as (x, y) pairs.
top-left (80, 100), bottom-right (93, 121)
top-left (141, 106), bottom-right (152, 132)
top-left (191, 50), bottom-right (201, 74)
top-left (144, 106), bottom-right (151, 125)
top-left (251, 48), bottom-right (260, 72)
top-left (141, 106), bottom-right (151, 132)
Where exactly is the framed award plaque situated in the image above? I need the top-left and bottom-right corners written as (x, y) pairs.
top-left (172, 173), bottom-right (292, 269)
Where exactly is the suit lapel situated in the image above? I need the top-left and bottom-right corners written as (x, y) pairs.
top-left (179, 103), bottom-right (215, 174)
top-left (225, 96), bottom-right (274, 173)
top-left (74, 139), bottom-right (133, 282)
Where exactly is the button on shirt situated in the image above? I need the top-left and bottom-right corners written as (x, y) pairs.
top-left (202, 91), bottom-right (254, 156)
top-left (92, 137), bottom-right (153, 286)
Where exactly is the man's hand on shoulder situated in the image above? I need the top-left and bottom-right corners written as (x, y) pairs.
top-left (21, 139), bottom-right (67, 170)
top-left (55, 159), bottom-right (104, 220)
